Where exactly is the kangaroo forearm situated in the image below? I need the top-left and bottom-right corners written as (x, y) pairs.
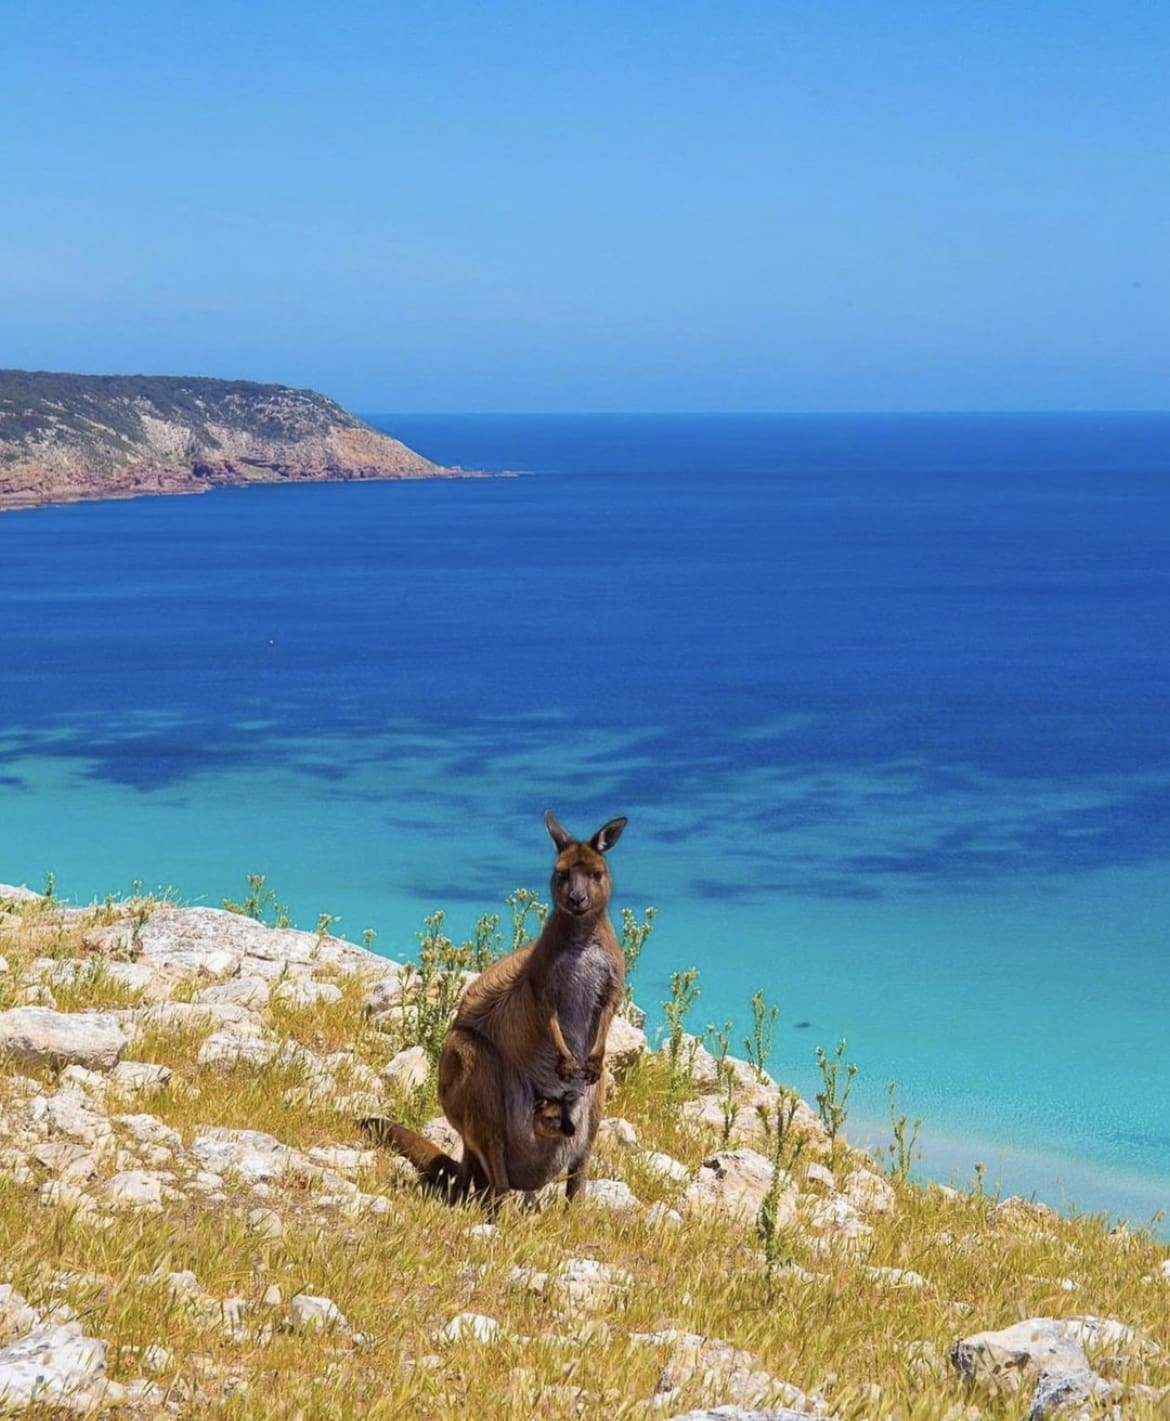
top-left (547, 1009), bottom-right (579, 1077)
top-left (583, 998), bottom-right (618, 1072)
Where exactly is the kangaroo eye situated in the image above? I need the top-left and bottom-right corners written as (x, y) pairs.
top-left (591, 870), bottom-right (604, 883)
top-left (555, 869), bottom-right (569, 882)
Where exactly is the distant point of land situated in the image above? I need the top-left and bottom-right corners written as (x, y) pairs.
top-left (0, 370), bottom-right (469, 512)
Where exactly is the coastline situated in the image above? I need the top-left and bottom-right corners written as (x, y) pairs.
top-left (0, 464), bottom-right (513, 516)
top-left (849, 1113), bottom-right (1170, 1236)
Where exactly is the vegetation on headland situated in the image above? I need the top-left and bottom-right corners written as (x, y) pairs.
top-left (0, 880), bottom-right (1167, 1419)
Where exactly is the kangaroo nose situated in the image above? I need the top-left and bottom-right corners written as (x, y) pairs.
top-left (568, 890), bottom-right (587, 909)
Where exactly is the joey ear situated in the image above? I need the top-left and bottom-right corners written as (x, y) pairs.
top-left (590, 816), bottom-right (628, 854)
top-left (544, 809), bottom-right (574, 852)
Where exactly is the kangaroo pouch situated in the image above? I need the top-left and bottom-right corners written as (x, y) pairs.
top-left (503, 1075), bottom-right (596, 1192)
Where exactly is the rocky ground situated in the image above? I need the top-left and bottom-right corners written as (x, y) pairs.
top-left (0, 884), bottom-right (1167, 1419)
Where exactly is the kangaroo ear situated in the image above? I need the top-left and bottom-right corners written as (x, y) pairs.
top-left (590, 816), bottom-right (628, 854)
top-left (544, 810), bottom-right (574, 852)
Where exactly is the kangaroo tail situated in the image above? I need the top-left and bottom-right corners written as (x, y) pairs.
top-left (359, 1116), bottom-right (470, 1200)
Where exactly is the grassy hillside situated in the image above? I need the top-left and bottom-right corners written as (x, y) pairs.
top-left (0, 883), bottom-right (1166, 1419)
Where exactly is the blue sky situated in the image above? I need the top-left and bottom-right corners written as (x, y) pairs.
top-left (2, 2), bottom-right (1166, 411)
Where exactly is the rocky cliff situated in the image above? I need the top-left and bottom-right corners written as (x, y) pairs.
top-left (0, 371), bottom-right (456, 511)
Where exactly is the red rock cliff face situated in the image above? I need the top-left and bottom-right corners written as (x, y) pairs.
top-left (0, 373), bottom-right (460, 511)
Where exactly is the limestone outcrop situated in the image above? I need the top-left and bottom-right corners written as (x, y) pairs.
top-left (0, 370), bottom-right (466, 511)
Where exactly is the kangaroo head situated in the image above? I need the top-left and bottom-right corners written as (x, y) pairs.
top-left (544, 810), bottom-right (627, 919)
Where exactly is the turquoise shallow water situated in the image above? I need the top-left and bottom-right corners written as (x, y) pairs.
top-left (1, 413), bottom-right (1168, 1225)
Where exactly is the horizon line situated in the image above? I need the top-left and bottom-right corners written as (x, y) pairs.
top-left (359, 407), bottom-right (1170, 418)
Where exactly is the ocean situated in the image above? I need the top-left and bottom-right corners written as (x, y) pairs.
top-left (1, 412), bottom-right (1168, 1225)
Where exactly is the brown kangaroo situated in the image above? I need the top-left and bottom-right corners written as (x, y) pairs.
top-left (364, 809), bottom-right (627, 1206)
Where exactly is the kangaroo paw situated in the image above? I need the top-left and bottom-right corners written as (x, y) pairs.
top-left (581, 1055), bottom-right (604, 1085)
top-left (556, 1055), bottom-right (580, 1083)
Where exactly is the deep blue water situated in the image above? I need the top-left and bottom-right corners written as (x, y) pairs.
top-left (1, 413), bottom-right (1168, 1222)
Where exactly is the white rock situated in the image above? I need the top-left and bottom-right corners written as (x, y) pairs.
top-left (28, 1089), bottom-right (112, 1148)
top-left (464, 1223), bottom-right (499, 1240)
top-left (0, 957), bottom-right (8, 976)
top-left (381, 1045), bottom-right (430, 1092)
top-left (804, 1162), bottom-right (836, 1191)
top-left (1063, 1315), bottom-right (1135, 1348)
top-left (196, 948), bottom-right (243, 980)
top-left (322, 1051), bottom-right (382, 1091)
top-left (102, 1171), bottom-right (166, 1212)
top-left (645, 1202), bottom-right (684, 1228)
top-left (272, 978), bottom-right (343, 1008)
top-left (583, 1178), bottom-right (641, 1213)
top-left (660, 1408), bottom-right (820, 1421)
top-left (664, 1033), bottom-right (720, 1083)
top-left (843, 1167), bottom-right (896, 1216)
top-left (439, 1312), bottom-right (500, 1344)
top-left (31, 1142), bottom-right (98, 1183)
top-left (111, 1114), bottom-right (182, 1152)
top-left (0, 884), bottom-right (43, 903)
top-left (950, 1317), bottom-right (1118, 1415)
top-left (597, 1117), bottom-right (639, 1148)
top-left (0, 1008), bottom-right (127, 1071)
top-left (188, 1170), bottom-right (225, 1194)
top-left (196, 1032), bottom-right (283, 1071)
top-left (134, 905), bottom-right (380, 976)
top-left (285, 1295), bottom-right (348, 1334)
top-left (0, 1323), bottom-right (106, 1407)
top-left (195, 977), bottom-right (270, 1010)
top-left (552, 1259), bottom-right (632, 1316)
top-left (686, 1149), bottom-right (795, 1225)
top-left (246, 1208), bottom-right (285, 1240)
top-left (108, 1060), bottom-right (172, 1096)
top-left (37, 1181), bottom-right (99, 1217)
top-left (421, 1116), bottom-right (463, 1158)
top-left (101, 961), bottom-right (157, 994)
top-left (305, 1146), bottom-right (375, 1175)
top-left (653, 1332), bottom-right (815, 1413)
top-left (137, 1001), bottom-right (262, 1034)
top-left (604, 1016), bottom-right (649, 1078)
top-left (140, 1343), bottom-right (173, 1374)
top-left (57, 1065), bottom-right (109, 1096)
top-left (191, 1128), bottom-right (295, 1183)
top-left (364, 977), bottom-right (405, 1017)
top-left (642, 1150), bottom-right (690, 1183)
top-left (807, 1194), bottom-right (871, 1239)
top-left (0, 1285), bottom-right (40, 1339)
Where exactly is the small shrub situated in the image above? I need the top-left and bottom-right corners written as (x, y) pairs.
top-left (505, 887), bottom-right (548, 950)
top-left (708, 1020), bottom-right (739, 1148)
top-left (222, 873), bottom-right (290, 928)
top-left (662, 967), bottom-right (700, 1087)
top-left (743, 988), bottom-right (779, 1082)
top-left (815, 1037), bottom-right (857, 1152)
top-left (619, 904), bottom-right (657, 1006)
top-left (468, 912), bottom-right (504, 971)
top-left (886, 1080), bottom-right (922, 1182)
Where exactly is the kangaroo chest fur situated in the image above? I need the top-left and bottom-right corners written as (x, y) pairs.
top-left (543, 936), bottom-right (615, 1062)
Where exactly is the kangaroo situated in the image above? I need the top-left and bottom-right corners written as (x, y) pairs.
top-left (363, 809), bottom-right (627, 1206)
top-left (532, 1087), bottom-right (581, 1139)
